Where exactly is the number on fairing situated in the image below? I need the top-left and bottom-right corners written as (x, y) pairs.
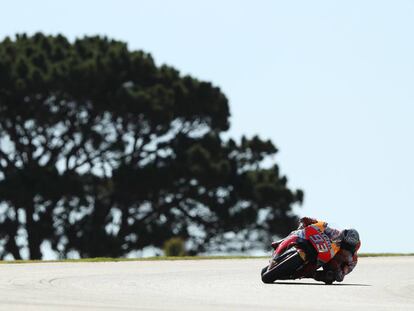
top-left (310, 234), bottom-right (329, 253)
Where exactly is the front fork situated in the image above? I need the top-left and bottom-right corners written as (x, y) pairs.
top-left (297, 249), bottom-right (307, 261)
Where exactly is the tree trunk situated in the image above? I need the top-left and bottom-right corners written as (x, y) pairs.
top-left (8, 235), bottom-right (22, 260)
top-left (25, 204), bottom-right (42, 260)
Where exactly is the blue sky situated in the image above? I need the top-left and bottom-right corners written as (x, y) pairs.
top-left (1, 0), bottom-right (413, 253)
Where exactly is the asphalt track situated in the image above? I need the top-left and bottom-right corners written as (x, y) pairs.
top-left (0, 257), bottom-right (412, 310)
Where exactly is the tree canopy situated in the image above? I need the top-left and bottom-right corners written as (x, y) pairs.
top-left (0, 33), bottom-right (303, 259)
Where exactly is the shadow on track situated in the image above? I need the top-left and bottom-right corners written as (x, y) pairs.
top-left (273, 281), bottom-right (371, 287)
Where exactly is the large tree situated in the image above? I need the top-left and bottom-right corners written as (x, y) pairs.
top-left (0, 33), bottom-right (303, 259)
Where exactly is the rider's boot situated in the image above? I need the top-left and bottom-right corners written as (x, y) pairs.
top-left (314, 270), bottom-right (335, 284)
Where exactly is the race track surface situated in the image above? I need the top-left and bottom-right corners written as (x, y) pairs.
top-left (0, 257), bottom-right (413, 310)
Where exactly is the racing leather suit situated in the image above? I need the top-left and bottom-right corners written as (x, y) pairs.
top-left (299, 217), bottom-right (360, 283)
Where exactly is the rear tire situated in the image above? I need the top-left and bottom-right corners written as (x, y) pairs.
top-left (261, 251), bottom-right (304, 284)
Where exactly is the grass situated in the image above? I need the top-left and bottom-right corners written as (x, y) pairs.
top-left (0, 255), bottom-right (264, 264)
top-left (359, 253), bottom-right (414, 257)
top-left (0, 253), bottom-right (412, 264)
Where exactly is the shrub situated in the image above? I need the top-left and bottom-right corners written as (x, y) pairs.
top-left (163, 237), bottom-right (186, 256)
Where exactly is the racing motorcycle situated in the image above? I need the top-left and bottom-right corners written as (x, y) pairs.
top-left (261, 221), bottom-right (340, 284)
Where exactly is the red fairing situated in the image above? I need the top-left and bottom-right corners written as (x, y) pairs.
top-left (274, 234), bottom-right (299, 256)
top-left (273, 224), bottom-right (337, 266)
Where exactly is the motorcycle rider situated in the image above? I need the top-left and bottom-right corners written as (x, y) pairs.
top-left (271, 217), bottom-right (361, 283)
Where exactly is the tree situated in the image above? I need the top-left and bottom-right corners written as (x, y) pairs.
top-left (0, 33), bottom-right (303, 259)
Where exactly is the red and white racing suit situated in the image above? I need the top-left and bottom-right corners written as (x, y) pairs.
top-left (299, 217), bottom-right (360, 282)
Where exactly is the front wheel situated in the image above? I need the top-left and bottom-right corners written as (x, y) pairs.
top-left (261, 250), bottom-right (304, 284)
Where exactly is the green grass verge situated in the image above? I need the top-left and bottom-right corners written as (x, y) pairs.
top-left (0, 255), bottom-right (262, 264)
top-left (0, 253), bottom-right (412, 264)
top-left (359, 253), bottom-right (414, 257)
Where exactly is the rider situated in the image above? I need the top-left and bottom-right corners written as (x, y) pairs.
top-left (272, 217), bottom-right (361, 283)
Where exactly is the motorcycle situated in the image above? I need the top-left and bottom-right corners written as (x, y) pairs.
top-left (261, 221), bottom-right (340, 284)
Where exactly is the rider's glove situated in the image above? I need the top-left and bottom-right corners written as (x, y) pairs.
top-left (298, 217), bottom-right (318, 229)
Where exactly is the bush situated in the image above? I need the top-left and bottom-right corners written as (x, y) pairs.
top-left (163, 237), bottom-right (187, 256)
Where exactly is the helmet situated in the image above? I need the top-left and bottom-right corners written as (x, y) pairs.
top-left (342, 229), bottom-right (360, 246)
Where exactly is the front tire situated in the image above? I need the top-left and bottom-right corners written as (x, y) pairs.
top-left (261, 251), bottom-right (304, 284)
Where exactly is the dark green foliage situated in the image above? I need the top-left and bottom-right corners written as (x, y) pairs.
top-left (0, 33), bottom-right (303, 259)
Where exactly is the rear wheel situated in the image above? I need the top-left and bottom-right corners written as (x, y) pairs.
top-left (261, 250), bottom-right (304, 284)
